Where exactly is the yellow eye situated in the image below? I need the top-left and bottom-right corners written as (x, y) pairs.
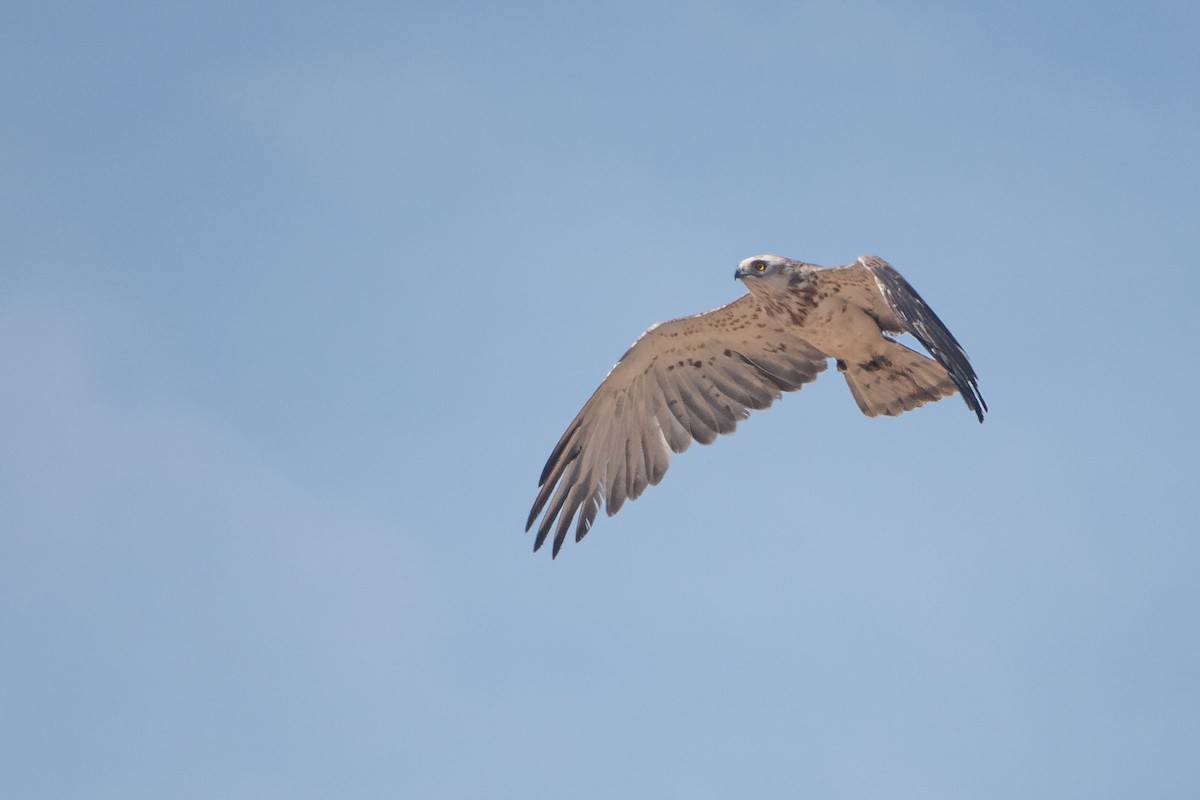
top-left (753, 260), bottom-right (767, 272)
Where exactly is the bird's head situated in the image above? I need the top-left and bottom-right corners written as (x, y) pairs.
top-left (734, 255), bottom-right (803, 298)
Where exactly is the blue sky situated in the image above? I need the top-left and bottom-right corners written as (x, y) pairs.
top-left (2, 1), bottom-right (1198, 797)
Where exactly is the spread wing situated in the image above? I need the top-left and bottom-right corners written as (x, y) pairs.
top-left (526, 295), bottom-right (828, 557)
top-left (817, 255), bottom-right (987, 423)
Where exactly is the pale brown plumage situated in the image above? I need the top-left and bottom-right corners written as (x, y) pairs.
top-left (527, 254), bottom-right (986, 557)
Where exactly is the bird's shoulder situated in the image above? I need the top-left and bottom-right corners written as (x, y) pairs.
top-left (806, 257), bottom-right (905, 331)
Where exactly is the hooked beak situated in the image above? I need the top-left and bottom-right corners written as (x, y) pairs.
top-left (733, 267), bottom-right (745, 280)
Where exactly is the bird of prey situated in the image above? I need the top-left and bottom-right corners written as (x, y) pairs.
top-left (527, 254), bottom-right (986, 557)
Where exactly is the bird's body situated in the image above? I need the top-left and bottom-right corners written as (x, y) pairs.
top-left (527, 254), bottom-right (986, 556)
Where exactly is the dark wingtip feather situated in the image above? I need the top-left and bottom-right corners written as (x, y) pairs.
top-left (527, 442), bottom-right (582, 533)
top-left (538, 421), bottom-right (583, 487)
top-left (971, 393), bottom-right (988, 423)
top-left (533, 521), bottom-right (550, 553)
top-left (865, 256), bottom-right (988, 423)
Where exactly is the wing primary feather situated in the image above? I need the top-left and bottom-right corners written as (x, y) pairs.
top-left (533, 463), bottom-right (582, 551)
top-left (538, 419), bottom-right (583, 487)
top-left (526, 442), bottom-right (580, 532)
top-left (551, 477), bottom-right (592, 557)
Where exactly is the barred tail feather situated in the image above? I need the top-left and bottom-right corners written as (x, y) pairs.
top-left (838, 339), bottom-right (957, 418)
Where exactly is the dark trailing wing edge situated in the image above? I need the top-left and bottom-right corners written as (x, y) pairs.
top-left (861, 255), bottom-right (988, 422)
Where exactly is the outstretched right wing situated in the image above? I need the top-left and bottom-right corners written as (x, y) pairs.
top-left (527, 294), bottom-right (829, 557)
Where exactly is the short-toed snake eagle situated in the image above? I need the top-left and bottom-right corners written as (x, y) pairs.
top-left (527, 254), bottom-right (986, 557)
